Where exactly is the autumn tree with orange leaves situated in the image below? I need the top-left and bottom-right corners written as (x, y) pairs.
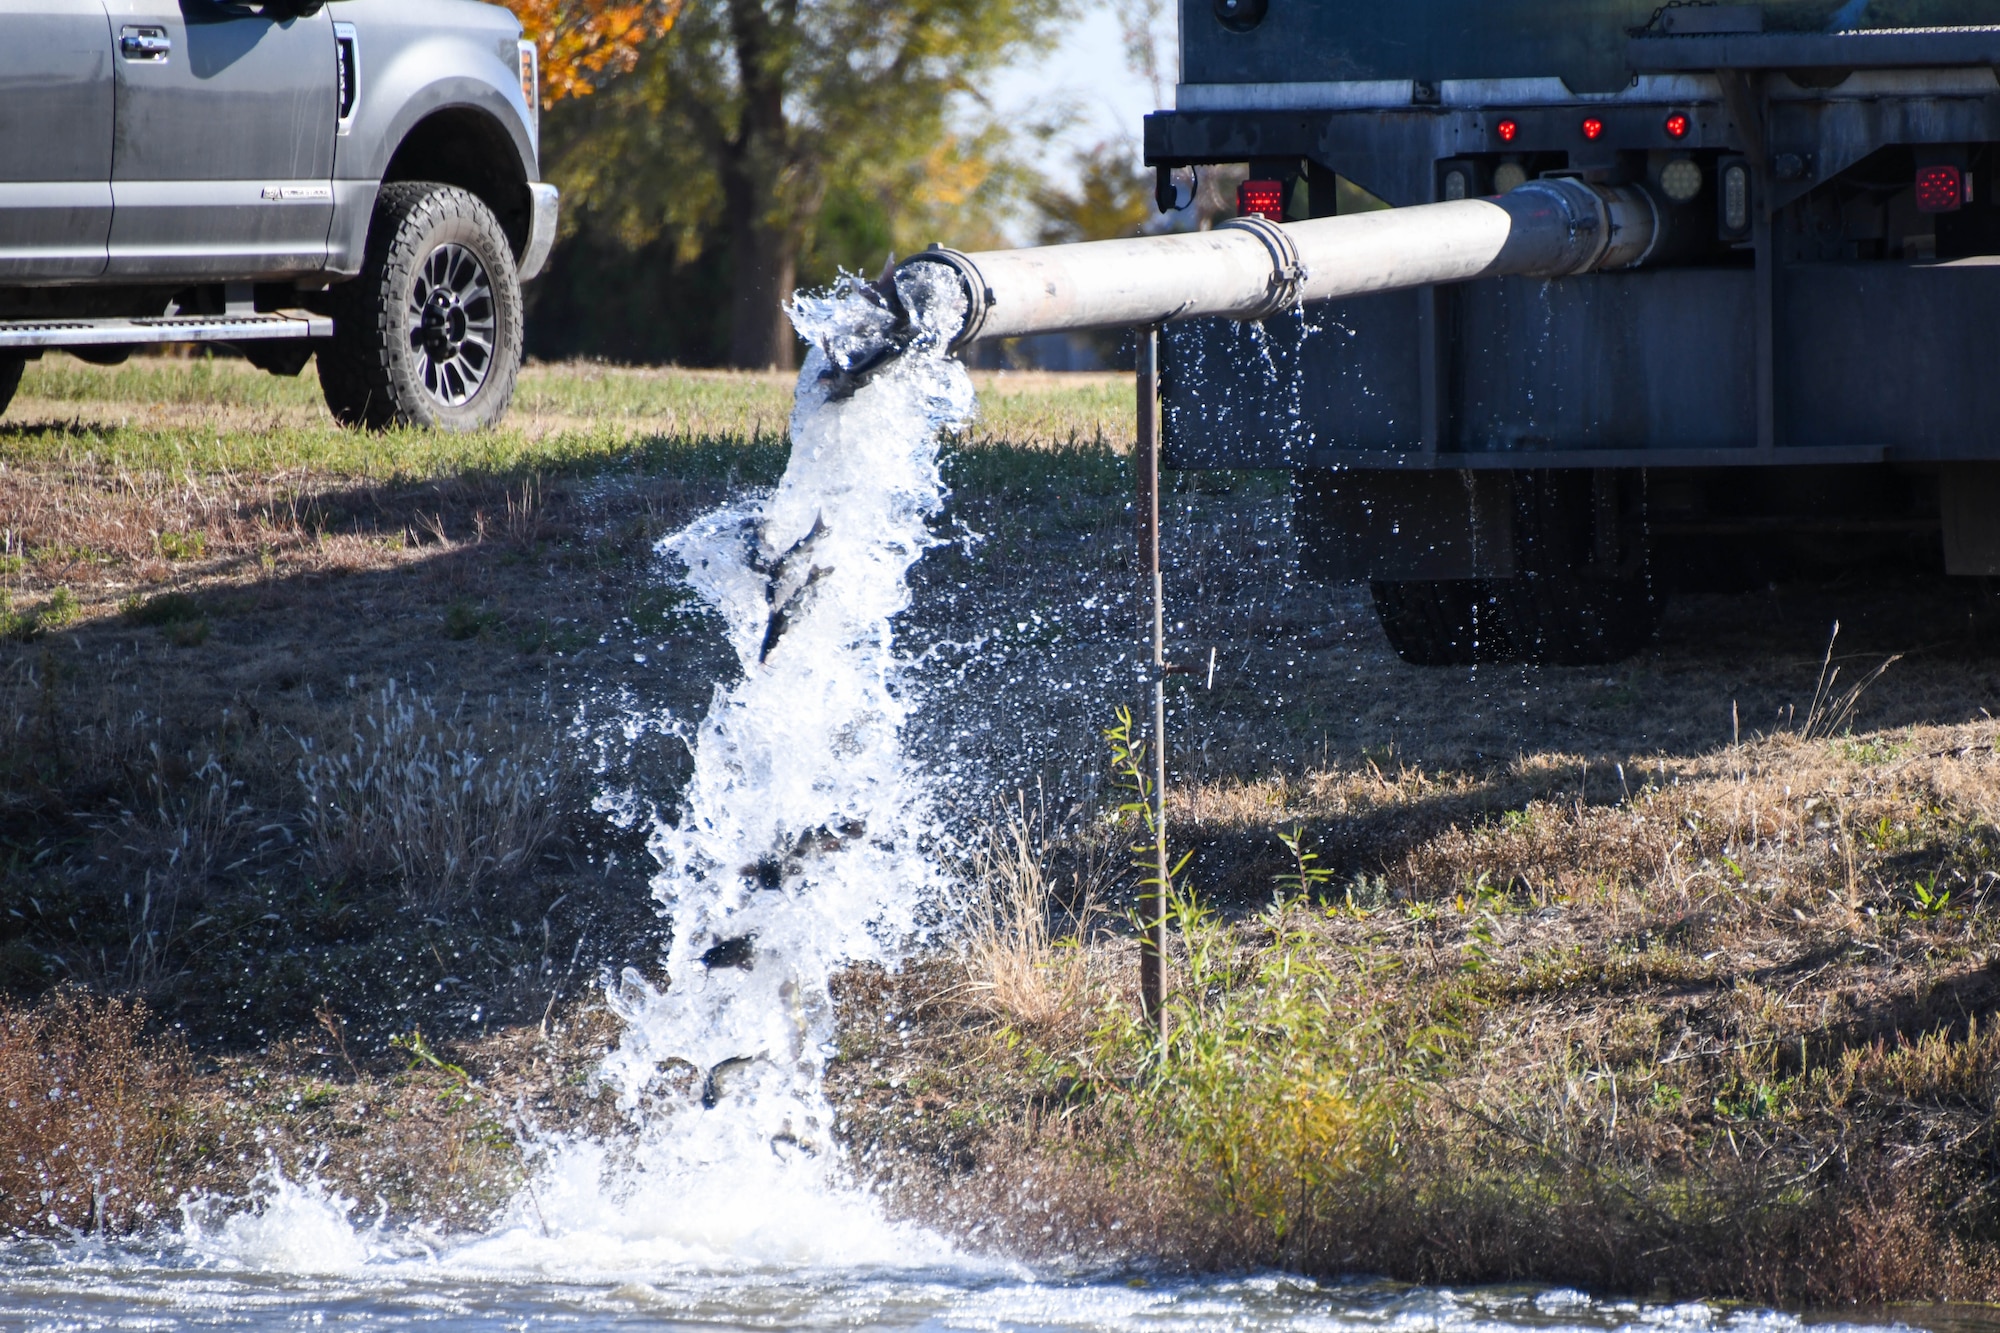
top-left (507, 0), bottom-right (684, 103)
top-left (523, 0), bottom-right (1063, 369)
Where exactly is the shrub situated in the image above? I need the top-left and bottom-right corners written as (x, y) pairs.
top-left (122, 591), bottom-right (203, 626)
top-left (1072, 892), bottom-right (1409, 1246)
top-left (442, 601), bottom-right (500, 641)
top-left (0, 990), bottom-right (196, 1234)
top-left (2, 586), bottom-right (81, 640)
top-left (297, 680), bottom-right (572, 912)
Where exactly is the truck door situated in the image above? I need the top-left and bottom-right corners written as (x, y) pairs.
top-left (0, 1), bottom-right (114, 280)
top-left (104, 0), bottom-right (336, 280)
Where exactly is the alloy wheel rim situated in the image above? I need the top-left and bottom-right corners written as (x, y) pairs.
top-left (408, 242), bottom-right (497, 407)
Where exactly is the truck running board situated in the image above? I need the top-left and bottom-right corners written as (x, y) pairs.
top-left (0, 310), bottom-right (331, 351)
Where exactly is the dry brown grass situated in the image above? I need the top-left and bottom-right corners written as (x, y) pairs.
top-left (0, 986), bottom-right (626, 1238)
top-left (833, 717), bottom-right (2000, 1303)
top-left (297, 679), bottom-right (574, 913)
top-left (957, 801), bottom-right (1114, 1036)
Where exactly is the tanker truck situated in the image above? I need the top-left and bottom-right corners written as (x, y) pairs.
top-left (884, 0), bottom-right (2000, 665)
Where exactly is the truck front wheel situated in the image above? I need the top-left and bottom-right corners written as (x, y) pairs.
top-left (319, 182), bottom-right (523, 431)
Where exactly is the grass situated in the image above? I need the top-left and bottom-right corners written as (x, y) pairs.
top-left (0, 351), bottom-right (1132, 1055)
top-left (0, 986), bottom-right (623, 1236)
top-left (0, 355), bottom-right (1125, 479)
top-left (0, 352), bottom-right (1136, 1245)
top-left (835, 715), bottom-right (2000, 1303)
top-left (9, 351), bottom-right (2000, 1304)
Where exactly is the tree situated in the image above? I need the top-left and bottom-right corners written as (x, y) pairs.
top-left (1033, 142), bottom-right (1155, 246)
top-left (543, 0), bottom-right (1062, 369)
top-left (509, 0), bottom-right (685, 103)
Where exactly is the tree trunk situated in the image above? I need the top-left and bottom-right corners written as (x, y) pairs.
top-left (725, 203), bottom-right (799, 370)
top-left (720, 0), bottom-right (802, 371)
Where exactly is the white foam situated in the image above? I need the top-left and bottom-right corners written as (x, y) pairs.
top-left (179, 1170), bottom-right (385, 1276)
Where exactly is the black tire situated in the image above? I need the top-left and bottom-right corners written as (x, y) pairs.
top-left (1373, 572), bottom-right (1661, 667)
top-left (319, 181), bottom-right (522, 431)
top-left (0, 355), bottom-right (22, 418)
top-left (1370, 474), bottom-right (1666, 667)
top-left (1370, 580), bottom-right (1488, 665)
top-left (1489, 567), bottom-right (1664, 665)
top-left (1496, 472), bottom-right (1665, 665)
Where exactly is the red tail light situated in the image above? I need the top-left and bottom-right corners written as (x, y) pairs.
top-left (1664, 112), bottom-right (1690, 139)
top-left (1916, 164), bottom-right (1966, 213)
top-left (1581, 117), bottom-right (1605, 141)
top-left (1496, 118), bottom-right (1519, 143)
top-left (1237, 179), bottom-right (1286, 221)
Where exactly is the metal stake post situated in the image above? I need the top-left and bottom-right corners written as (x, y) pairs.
top-left (1135, 325), bottom-right (1168, 1034)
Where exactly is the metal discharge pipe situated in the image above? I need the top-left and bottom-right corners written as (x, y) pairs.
top-left (903, 177), bottom-right (1663, 346)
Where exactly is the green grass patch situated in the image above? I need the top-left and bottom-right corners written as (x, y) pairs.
top-left (0, 418), bottom-right (787, 487)
top-left (18, 353), bottom-right (325, 409)
top-left (5, 357), bottom-right (1134, 487)
top-left (155, 531), bottom-right (207, 561)
top-left (442, 600), bottom-right (503, 641)
top-left (2, 587), bottom-right (79, 640)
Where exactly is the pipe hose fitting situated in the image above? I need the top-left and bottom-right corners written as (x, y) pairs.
top-left (903, 245), bottom-right (994, 348)
top-left (1508, 178), bottom-right (1664, 276)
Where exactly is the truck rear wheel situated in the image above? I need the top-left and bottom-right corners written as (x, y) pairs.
top-left (1369, 473), bottom-right (1665, 666)
top-left (319, 182), bottom-right (523, 431)
top-left (1369, 580), bottom-right (1489, 665)
top-left (0, 355), bottom-right (22, 418)
top-left (1372, 571), bottom-right (1661, 666)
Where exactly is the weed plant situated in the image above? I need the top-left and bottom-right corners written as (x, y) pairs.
top-left (296, 680), bottom-right (573, 913)
top-left (0, 989), bottom-right (195, 1233)
top-left (1071, 889), bottom-right (1408, 1251)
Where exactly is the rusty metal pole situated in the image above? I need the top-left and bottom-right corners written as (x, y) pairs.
top-left (1135, 324), bottom-right (1168, 1035)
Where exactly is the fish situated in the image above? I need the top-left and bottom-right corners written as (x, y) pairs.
top-left (699, 935), bottom-right (755, 971)
top-left (805, 263), bottom-right (913, 400)
top-left (754, 513), bottom-right (833, 662)
top-left (701, 1055), bottom-right (755, 1109)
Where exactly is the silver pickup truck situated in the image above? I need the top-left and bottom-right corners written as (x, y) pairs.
top-left (0, 0), bottom-right (555, 430)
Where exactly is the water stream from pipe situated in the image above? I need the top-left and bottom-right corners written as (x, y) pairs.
top-left (438, 261), bottom-right (979, 1277)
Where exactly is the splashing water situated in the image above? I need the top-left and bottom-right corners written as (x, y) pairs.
top-left (178, 1171), bottom-right (388, 1277)
top-left (465, 262), bottom-right (977, 1275)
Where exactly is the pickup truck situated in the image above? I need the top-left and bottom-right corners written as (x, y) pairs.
top-left (0, 0), bottom-right (555, 431)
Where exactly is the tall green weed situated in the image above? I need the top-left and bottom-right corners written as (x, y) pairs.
top-left (1071, 891), bottom-right (1407, 1244)
top-left (1051, 710), bottom-right (1415, 1244)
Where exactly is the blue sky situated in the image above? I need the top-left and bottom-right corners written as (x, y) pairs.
top-left (987, 3), bottom-right (1178, 172)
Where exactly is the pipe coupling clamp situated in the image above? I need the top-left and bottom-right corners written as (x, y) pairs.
top-left (1217, 214), bottom-right (1308, 318)
top-left (901, 245), bottom-right (994, 348)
